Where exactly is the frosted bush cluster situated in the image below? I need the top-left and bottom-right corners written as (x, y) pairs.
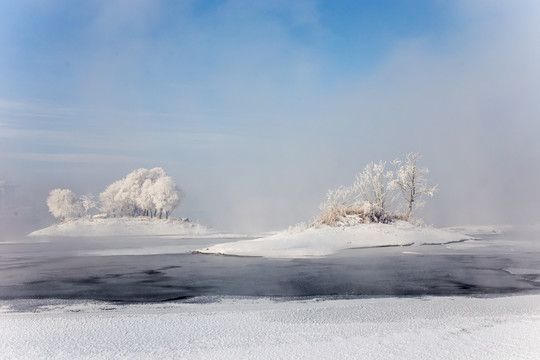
top-left (46, 168), bottom-right (184, 220)
top-left (316, 153), bottom-right (437, 226)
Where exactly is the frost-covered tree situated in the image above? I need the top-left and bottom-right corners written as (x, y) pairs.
top-left (137, 179), bottom-right (156, 217)
top-left (391, 152), bottom-right (438, 221)
top-left (99, 180), bottom-right (124, 217)
top-left (118, 168), bottom-right (149, 216)
top-left (79, 194), bottom-right (96, 217)
top-left (316, 154), bottom-right (437, 226)
top-left (150, 175), bottom-right (184, 219)
top-left (47, 189), bottom-right (81, 220)
top-left (45, 167), bottom-right (184, 222)
top-left (98, 167), bottom-right (184, 218)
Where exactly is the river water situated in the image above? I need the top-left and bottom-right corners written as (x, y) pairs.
top-left (1, 229), bottom-right (539, 303)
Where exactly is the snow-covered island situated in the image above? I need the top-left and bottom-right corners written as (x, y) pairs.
top-left (195, 221), bottom-right (472, 258)
top-left (27, 217), bottom-right (214, 238)
top-left (196, 153), bottom-right (474, 258)
top-left (30, 167), bottom-right (222, 238)
top-left (30, 156), bottom-right (490, 253)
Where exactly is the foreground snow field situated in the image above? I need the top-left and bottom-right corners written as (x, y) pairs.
top-left (27, 217), bottom-right (218, 238)
top-left (1, 295), bottom-right (539, 359)
top-left (196, 221), bottom-right (472, 258)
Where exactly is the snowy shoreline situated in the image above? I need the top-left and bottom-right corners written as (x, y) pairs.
top-left (196, 221), bottom-right (474, 258)
top-left (2, 294), bottom-right (539, 359)
top-left (27, 217), bottom-right (217, 238)
top-left (27, 219), bottom-right (509, 259)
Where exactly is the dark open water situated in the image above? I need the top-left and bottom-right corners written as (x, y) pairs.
top-left (1, 229), bottom-right (539, 303)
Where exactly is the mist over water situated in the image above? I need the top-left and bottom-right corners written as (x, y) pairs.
top-left (1, 228), bottom-right (539, 304)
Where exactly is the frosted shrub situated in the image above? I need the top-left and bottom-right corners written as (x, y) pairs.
top-left (316, 154), bottom-right (436, 226)
top-left (353, 161), bottom-right (397, 223)
top-left (360, 202), bottom-right (392, 224)
top-left (317, 186), bottom-right (356, 226)
top-left (286, 222), bottom-right (309, 234)
top-left (316, 162), bottom-right (396, 225)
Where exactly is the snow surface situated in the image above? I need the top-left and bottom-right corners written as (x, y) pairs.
top-left (27, 217), bottom-right (220, 238)
top-left (1, 295), bottom-right (539, 359)
top-left (196, 221), bottom-right (472, 258)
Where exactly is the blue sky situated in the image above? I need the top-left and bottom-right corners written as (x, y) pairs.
top-left (0, 1), bottom-right (453, 100)
top-left (1, 0), bottom-right (540, 233)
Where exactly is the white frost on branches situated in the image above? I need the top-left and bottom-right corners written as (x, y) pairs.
top-left (45, 167), bottom-right (185, 221)
top-left (79, 194), bottom-right (96, 217)
top-left (318, 161), bottom-right (397, 225)
top-left (317, 153), bottom-right (437, 226)
top-left (353, 161), bottom-right (397, 223)
top-left (151, 175), bottom-right (183, 219)
top-left (99, 180), bottom-right (124, 216)
top-left (47, 189), bottom-right (82, 220)
top-left (318, 186), bottom-right (356, 226)
top-left (391, 152), bottom-right (438, 221)
top-left (98, 167), bottom-right (184, 219)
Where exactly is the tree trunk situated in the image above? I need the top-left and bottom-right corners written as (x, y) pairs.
top-left (404, 200), bottom-right (413, 221)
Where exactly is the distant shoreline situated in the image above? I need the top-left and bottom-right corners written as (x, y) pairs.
top-left (27, 217), bottom-right (214, 237)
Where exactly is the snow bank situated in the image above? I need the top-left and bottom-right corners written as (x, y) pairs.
top-left (1, 295), bottom-right (539, 359)
top-left (27, 217), bottom-right (215, 237)
top-left (196, 221), bottom-right (471, 258)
